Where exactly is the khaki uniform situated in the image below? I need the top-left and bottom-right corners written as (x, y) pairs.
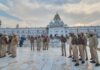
top-left (0, 35), bottom-right (8, 57)
top-left (7, 36), bottom-right (12, 54)
top-left (77, 35), bottom-right (85, 61)
top-left (68, 36), bottom-right (72, 56)
top-left (37, 37), bottom-right (41, 51)
top-left (61, 42), bottom-right (66, 56)
top-left (10, 35), bottom-right (18, 57)
top-left (83, 35), bottom-right (88, 59)
top-left (43, 36), bottom-right (49, 50)
top-left (30, 36), bottom-right (35, 51)
top-left (0, 45), bottom-right (3, 57)
top-left (72, 45), bottom-right (79, 63)
top-left (71, 35), bottom-right (79, 63)
top-left (0, 36), bottom-right (8, 57)
top-left (78, 45), bottom-right (85, 61)
top-left (40, 37), bottom-right (44, 50)
top-left (46, 37), bottom-right (49, 50)
top-left (61, 36), bottom-right (66, 56)
top-left (89, 35), bottom-right (99, 63)
top-left (0, 37), bottom-right (3, 57)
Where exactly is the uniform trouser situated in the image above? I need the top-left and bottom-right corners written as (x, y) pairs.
top-left (31, 43), bottom-right (34, 50)
top-left (11, 45), bottom-right (17, 56)
top-left (0, 45), bottom-right (3, 57)
top-left (4, 45), bottom-right (7, 55)
top-left (1, 45), bottom-right (7, 56)
top-left (90, 47), bottom-right (99, 63)
top-left (78, 45), bottom-right (85, 61)
top-left (69, 44), bottom-right (72, 56)
top-left (43, 42), bottom-right (45, 50)
top-left (37, 43), bottom-right (41, 51)
top-left (83, 46), bottom-right (88, 59)
top-left (43, 42), bottom-right (48, 50)
top-left (72, 45), bottom-right (79, 63)
top-left (61, 43), bottom-right (66, 56)
top-left (7, 44), bottom-right (11, 54)
top-left (45, 42), bottom-right (48, 50)
top-left (90, 47), bottom-right (94, 59)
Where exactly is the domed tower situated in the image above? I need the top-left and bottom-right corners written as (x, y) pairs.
top-left (48, 13), bottom-right (66, 37)
top-left (48, 13), bottom-right (64, 28)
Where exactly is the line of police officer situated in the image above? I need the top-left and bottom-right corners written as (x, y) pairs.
top-left (0, 33), bottom-right (18, 58)
top-left (0, 32), bottom-right (99, 67)
top-left (28, 35), bottom-right (49, 51)
top-left (67, 32), bottom-right (100, 66)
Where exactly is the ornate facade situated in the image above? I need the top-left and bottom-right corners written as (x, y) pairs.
top-left (0, 13), bottom-right (100, 37)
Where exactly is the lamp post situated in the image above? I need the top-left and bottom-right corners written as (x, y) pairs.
top-left (77, 27), bottom-right (78, 34)
top-left (0, 20), bottom-right (1, 28)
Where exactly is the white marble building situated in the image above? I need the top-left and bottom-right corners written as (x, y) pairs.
top-left (47, 13), bottom-right (66, 37)
top-left (48, 13), bottom-right (100, 37)
top-left (0, 28), bottom-right (47, 37)
top-left (0, 13), bottom-right (100, 37)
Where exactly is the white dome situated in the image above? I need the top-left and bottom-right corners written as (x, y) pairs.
top-left (48, 13), bottom-right (65, 28)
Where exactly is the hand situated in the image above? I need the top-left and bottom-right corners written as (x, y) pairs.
top-left (97, 48), bottom-right (100, 51)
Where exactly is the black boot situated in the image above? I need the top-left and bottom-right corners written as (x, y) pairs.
top-left (79, 58), bottom-right (82, 61)
top-left (86, 58), bottom-right (88, 61)
top-left (68, 56), bottom-right (72, 58)
top-left (72, 60), bottom-right (76, 62)
top-left (10, 55), bottom-right (16, 58)
top-left (90, 58), bottom-right (93, 60)
top-left (81, 61), bottom-right (85, 64)
top-left (90, 61), bottom-right (96, 63)
top-left (95, 63), bottom-right (100, 66)
top-left (75, 63), bottom-right (79, 66)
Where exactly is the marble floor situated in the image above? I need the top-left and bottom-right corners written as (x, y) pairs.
top-left (0, 44), bottom-right (100, 70)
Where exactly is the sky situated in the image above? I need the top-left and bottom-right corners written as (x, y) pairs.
top-left (0, 0), bottom-right (100, 28)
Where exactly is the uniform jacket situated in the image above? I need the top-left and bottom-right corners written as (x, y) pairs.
top-left (89, 35), bottom-right (98, 48)
top-left (67, 36), bottom-right (72, 45)
top-left (77, 36), bottom-right (86, 45)
top-left (83, 36), bottom-right (87, 46)
top-left (60, 36), bottom-right (66, 43)
top-left (71, 36), bottom-right (78, 45)
top-left (11, 36), bottom-right (18, 46)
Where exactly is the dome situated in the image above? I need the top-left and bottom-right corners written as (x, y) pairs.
top-left (54, 13), bottom-right (61, 20)
top-left (48, 13), bottom-right (65, 28)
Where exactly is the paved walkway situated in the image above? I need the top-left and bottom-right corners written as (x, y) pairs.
top-left (0, 45), bottom-right (100, 70)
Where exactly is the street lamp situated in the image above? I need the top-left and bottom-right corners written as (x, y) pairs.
top-left (0, 20), bottom-right (1, 28)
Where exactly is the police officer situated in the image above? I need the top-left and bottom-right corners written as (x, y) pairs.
top-left (29, 36), bottom-right (35, 51)
top-left (46, 36), bottom-right (49, 50)
top-left (0, 34), bottom-right (3, 58)
top-left (68, 33), bottom-right (73, 58)
top-left (40, 35), bottom-right (44, 50)
top-left (43, 36), bottom-right (49, 50)
top-left (89, 33), bottom-right (100, 66)
top-left (60, 35), bottom-right (66, 56)
top-left (82, 33), bottom-right (88, 60)
top-left (37, 36), bottom-right (41, 51)
top-left (10, 34), bottom-right (18, 58)
top-left (7, 35), bottom-right (12, 55)
top-left (77, 33), bottom-right (85, 64)
top-left (71, 33), bottom-right (79, 66)
top-left (1, 34), bottom-right (8, 57)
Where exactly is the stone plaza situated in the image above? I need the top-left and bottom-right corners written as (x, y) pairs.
top-left (0, 39), bottom-right (100, 70)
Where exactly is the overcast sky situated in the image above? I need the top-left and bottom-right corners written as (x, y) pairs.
top-left (0, 0), bottom-right (100, 28)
